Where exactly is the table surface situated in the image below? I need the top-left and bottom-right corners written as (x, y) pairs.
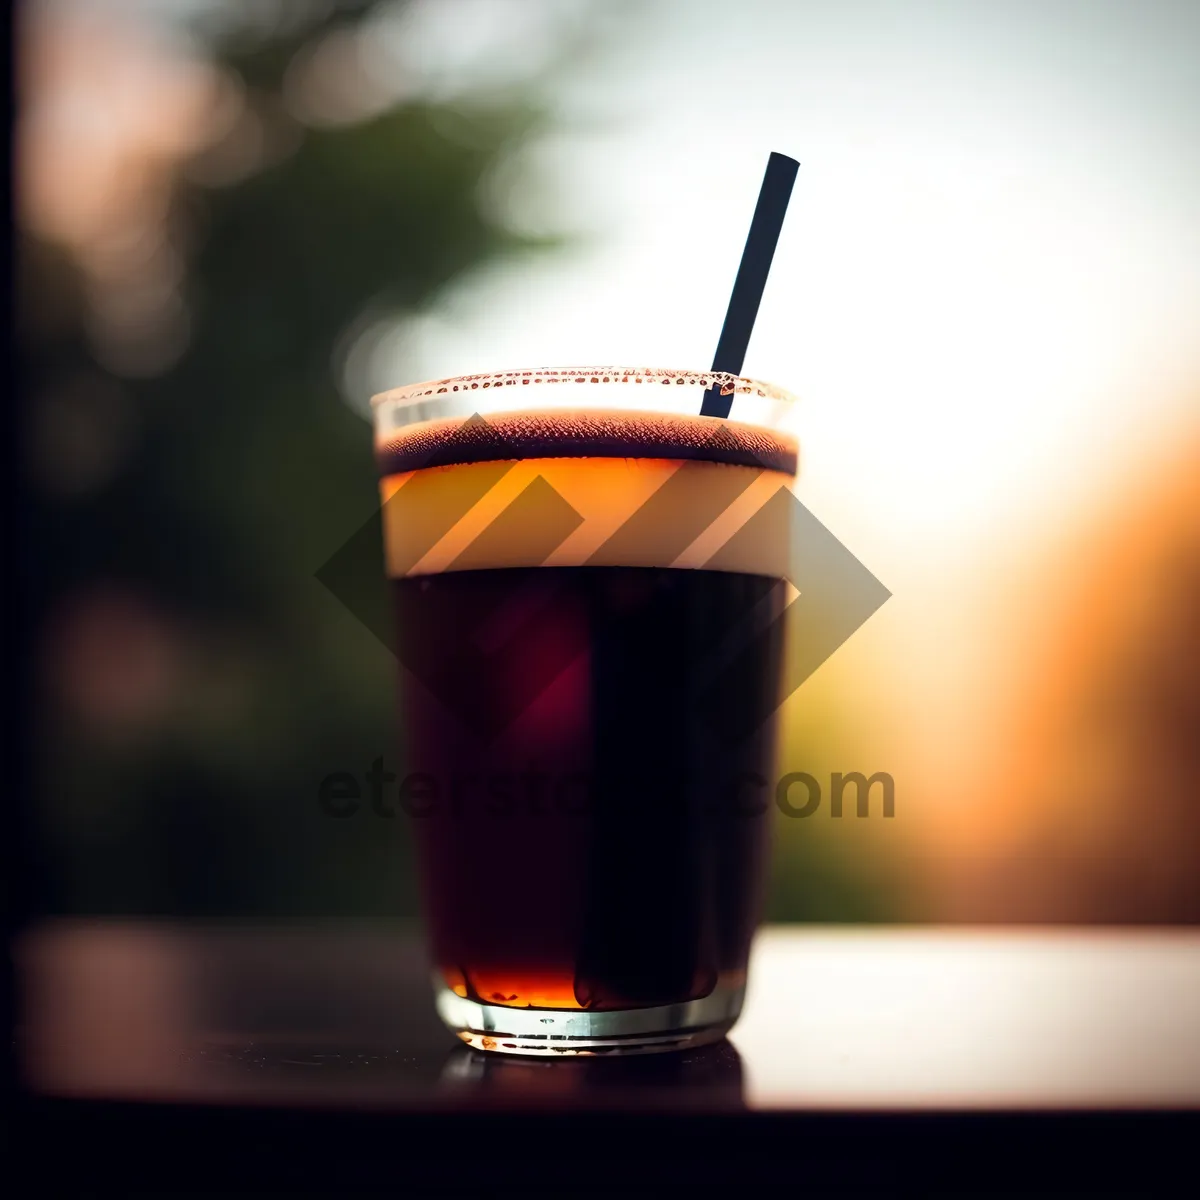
top-left (16, 921), bottom-right (1200, 1110)
top-left (12, 922), bottom-right (1200, 1190)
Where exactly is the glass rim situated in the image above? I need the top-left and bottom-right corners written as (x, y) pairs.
top-left (370, 366), bottom-right (797, 409)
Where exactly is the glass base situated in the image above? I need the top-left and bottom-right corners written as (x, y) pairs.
top-left (434, 979), bottom-right (745, 1057)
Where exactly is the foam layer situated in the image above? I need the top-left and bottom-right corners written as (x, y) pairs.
top-left (376, 409), bottom-right (798, 478)
top-left (379, 456), bottom-right (796, 579)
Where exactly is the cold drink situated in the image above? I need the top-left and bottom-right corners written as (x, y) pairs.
top-left (374, 371), bottom-right (797, 1053)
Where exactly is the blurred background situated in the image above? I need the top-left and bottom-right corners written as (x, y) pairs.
top-left (17, 0), bottom-right (1200, 925)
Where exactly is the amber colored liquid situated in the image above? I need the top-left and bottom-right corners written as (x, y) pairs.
top-left (394, 564), bottom-right (785, 1011)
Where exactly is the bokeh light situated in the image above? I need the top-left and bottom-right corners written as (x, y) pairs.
top-left (16, 0), bottom-right (1200, 923)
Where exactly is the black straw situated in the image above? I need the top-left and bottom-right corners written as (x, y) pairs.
top-left (700, 152), bottom-right (799, 418)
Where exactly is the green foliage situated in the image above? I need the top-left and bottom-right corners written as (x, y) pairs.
top-left (25, 1), bottom-right (566, 918)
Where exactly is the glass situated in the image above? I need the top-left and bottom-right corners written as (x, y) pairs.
top-left (372, 368), bottom-right (798, 1055)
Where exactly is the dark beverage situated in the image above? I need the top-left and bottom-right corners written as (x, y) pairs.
top-left (374, 373), bottom-right (798, 1053)
top-left (394, 564), bottom-right (786, 1012)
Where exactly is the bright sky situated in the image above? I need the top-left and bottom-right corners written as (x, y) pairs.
top-left (360, 0), bottom-right (1200, 569)
top-left (354, 0), bottom-right (1200, 837)
top-left (44, 0), bottom-right (1200, 558)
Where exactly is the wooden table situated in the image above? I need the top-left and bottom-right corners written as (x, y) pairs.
top-left (12, 923), bottom-right (1200, 1191)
